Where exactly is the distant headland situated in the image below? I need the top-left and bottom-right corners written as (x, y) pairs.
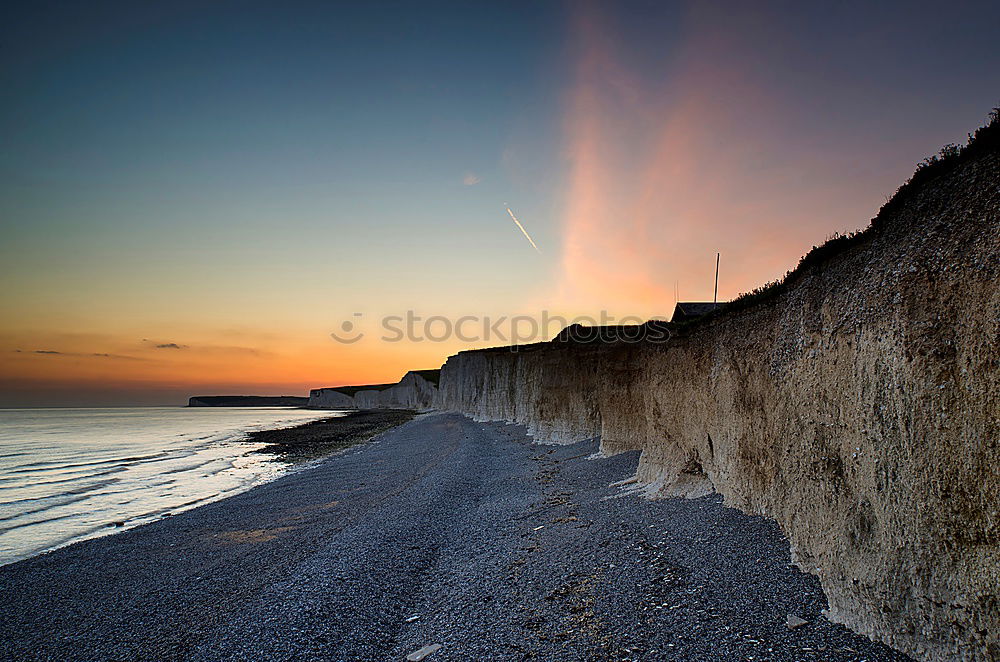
top-left (187, 395), bottom-right (310, 407)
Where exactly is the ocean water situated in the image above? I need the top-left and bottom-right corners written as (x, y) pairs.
top-left (0, 406), bottom-right (341, 566)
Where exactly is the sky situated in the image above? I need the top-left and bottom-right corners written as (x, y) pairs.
top-left (2, 0), bottom-right (999, 406)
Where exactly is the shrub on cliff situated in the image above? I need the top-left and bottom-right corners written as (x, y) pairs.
top-left (874, 105), bottom-right (999, 226)
top-left (712, 105), bottom-right (1000, 321)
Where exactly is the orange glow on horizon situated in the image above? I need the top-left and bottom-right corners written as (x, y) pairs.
top-left (0, 329), bottom-right (451, 403)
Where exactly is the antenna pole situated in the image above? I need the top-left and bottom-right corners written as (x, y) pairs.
top-left (714, 253), bottom-right (720, 304)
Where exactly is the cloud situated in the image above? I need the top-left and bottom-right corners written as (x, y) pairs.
top-left (551, 3), bottom-right (867, 316)
top-left (463, 173), bottom-right (482, 186)
top-left (138, 339), bottom-right (266, 355)
top-left (143, 339), bottom-right (188, 349)
top-left (92, 353), bottom-right (146, 361)
top-left (12, 349), bottom-right (144, 360)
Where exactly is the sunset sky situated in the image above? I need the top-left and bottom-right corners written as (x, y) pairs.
top-left (2, 1), bottom-right (999, 406)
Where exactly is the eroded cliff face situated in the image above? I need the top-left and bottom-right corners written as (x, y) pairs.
top-left (307, 388), bottom-right (356, 409)
top-left (309, 371), bottom-right (438, 410)
top-left (435, 153), bottom-right (1000, 660)
top-left (355, 372), bottom-right (438, 409)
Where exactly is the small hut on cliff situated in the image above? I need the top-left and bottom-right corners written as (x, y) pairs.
top-left (670, 302), bottom-right (722, 323)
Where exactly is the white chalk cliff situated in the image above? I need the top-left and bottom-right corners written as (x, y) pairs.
top-left (308, 370), bottom-right (438, 410)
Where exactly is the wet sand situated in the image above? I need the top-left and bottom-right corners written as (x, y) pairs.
top-left (246, 408), bottom-right (415, 462)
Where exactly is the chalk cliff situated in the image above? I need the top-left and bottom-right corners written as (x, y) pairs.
top-left (308, 370), bottom-right (439, 410)
top-left (435, 122), bottom-right (1000, 660)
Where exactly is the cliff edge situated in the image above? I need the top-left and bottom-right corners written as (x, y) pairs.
top-left (308, 370), bottom-right (439, 410)
top-left (435, 115), bottom-right (1000, 660)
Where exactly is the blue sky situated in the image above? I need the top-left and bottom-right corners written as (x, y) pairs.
top-left (2, 1), bottom-right (999, 405)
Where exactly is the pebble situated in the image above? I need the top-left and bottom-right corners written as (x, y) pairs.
top-left (786, 614), bottom-right (809, 630)
top-left (406, 643), bottom-right (442, 661)
top-left (0, 414), bottom-right (913, 662)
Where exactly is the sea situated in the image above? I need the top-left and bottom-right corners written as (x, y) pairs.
top-left (0, 406), bottom-right (341, 566)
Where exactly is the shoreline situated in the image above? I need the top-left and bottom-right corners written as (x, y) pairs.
top-left (242, 408), bottom-right (415, 463)
top-left (0, 409), bottom-right (413, 568)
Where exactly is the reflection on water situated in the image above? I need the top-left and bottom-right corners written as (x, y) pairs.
top-left (0, 406), bottom-right (342, 565)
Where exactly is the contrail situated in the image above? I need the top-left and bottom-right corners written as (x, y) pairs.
top-left (504, 205), bottom-right (541, 254)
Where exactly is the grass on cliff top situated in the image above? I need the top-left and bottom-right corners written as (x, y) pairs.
top-left (324, 369), bottom-right (440, 394)
top-left (329, 383), bottom-right (396, 397)
top-left (685, 105), bottom-right (1000, 326)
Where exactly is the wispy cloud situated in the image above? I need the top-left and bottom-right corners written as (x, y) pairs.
top-left (142, 339), bottom-right (189, 350)
top-left (553, 3), bottom-right (861, 314)
top-left (13, 349), bottom-right (145, 360)
top-left (463, 172), bottom-right (482, 186)
top-left (141, 339), bottom-right (268, 356)
top-left (91, 353), bottom-right (146, 361)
